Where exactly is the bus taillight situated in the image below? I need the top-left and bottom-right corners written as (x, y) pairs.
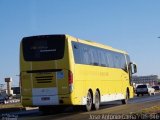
top-left (68, 70), bottom-right (73, 84)
top-left (68, 70), bottom-right (73, 92)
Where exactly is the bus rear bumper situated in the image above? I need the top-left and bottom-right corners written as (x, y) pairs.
top-left (22, 94), bottom-right (74, 107)
top-left (32, 95), bottom-right (59, 106)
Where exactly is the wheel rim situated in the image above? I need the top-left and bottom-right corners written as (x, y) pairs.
top-left (86, 92), bottom-right (92, 111)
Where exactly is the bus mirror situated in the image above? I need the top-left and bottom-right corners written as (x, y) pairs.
top-left (131, 63), bottom-right (137, 74)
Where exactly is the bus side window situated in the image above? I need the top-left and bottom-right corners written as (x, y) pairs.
top-left (74, 44), bottom-right (78, 49)
top-left (82, 45), bottom-right (90, 65)
top-left (99, 50), bottom-right (107, 67)
top-left (118, 53), bottom-right (128, 72)
top-left (107, 51), bottom-right (115, 68)
top-left (72, 42), bottom-right (83, 64)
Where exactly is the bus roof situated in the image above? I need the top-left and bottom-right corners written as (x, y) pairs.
top-left (65, 34), bottom-right (128, 55)
top-left (21, 34), bottom-right (128, 55)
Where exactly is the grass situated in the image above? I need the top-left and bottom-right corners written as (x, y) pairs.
top-left (0, 103), bottom-right (25, 114)
top-left (141, 105), bottom-right (160, 114)
top-left (0, 103), bottom-right (23, 109)
top-left (130, 105), bottom-right (160, 119)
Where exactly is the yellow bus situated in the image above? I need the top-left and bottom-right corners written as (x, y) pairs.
top-left (20, 34), bottom-right (137, 112)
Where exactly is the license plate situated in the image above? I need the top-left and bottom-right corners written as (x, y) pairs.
top-left (41, 97), bottom-right (50, 101)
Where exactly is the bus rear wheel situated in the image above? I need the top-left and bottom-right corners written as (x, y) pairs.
top-left (86, 91), bottom-right (93, 111)
top-left (94, 90), bottom-right (100, 110)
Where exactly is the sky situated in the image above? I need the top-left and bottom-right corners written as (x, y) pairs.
top-left (0, 0), bottom-right (160, 87)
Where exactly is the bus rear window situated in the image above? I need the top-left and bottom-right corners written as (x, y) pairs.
top-left (22, 35), bottom-right (65, 61)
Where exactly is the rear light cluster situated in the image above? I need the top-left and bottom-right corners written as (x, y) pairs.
top-left (68, 70), bottom-right (73, 92)
top-left (68, 70), bottom-right (73, 85)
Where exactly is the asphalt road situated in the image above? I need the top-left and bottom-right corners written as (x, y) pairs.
top-left (3, 93), bottom-right (160, 120)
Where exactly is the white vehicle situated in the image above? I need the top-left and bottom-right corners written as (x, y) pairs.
top-left (136, 84), bottom-right (155, 96)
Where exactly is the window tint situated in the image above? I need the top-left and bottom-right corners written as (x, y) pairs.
top-left (73, 43), bottom-right (83, 64)
top-left (118, 53), bottom-right (127, 70)
top-left (99, 50), bottom-right (108, 67)
top-left (82, 46), bottom-right (90, 64)
top-left (22, 35), bottom-right (65, 61)
top-left (107, 51), bottom-right (115, 68)
top-left (113, 52), bottom-right (120, 68)
top-left (91, 48), bottom-right (99, 65)
top-left (72, 42), bottom-right (127, 71)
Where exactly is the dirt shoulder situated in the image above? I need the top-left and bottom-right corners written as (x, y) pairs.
top-left (0, 103), bottom-right (24, 114)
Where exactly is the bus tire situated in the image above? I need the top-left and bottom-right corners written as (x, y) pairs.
top-left (94, 90), bottom-right (100, 110)
top-left (86, 90), bottom-right (93, 111)
top-left (121, 90), bottom-right (129, 104)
